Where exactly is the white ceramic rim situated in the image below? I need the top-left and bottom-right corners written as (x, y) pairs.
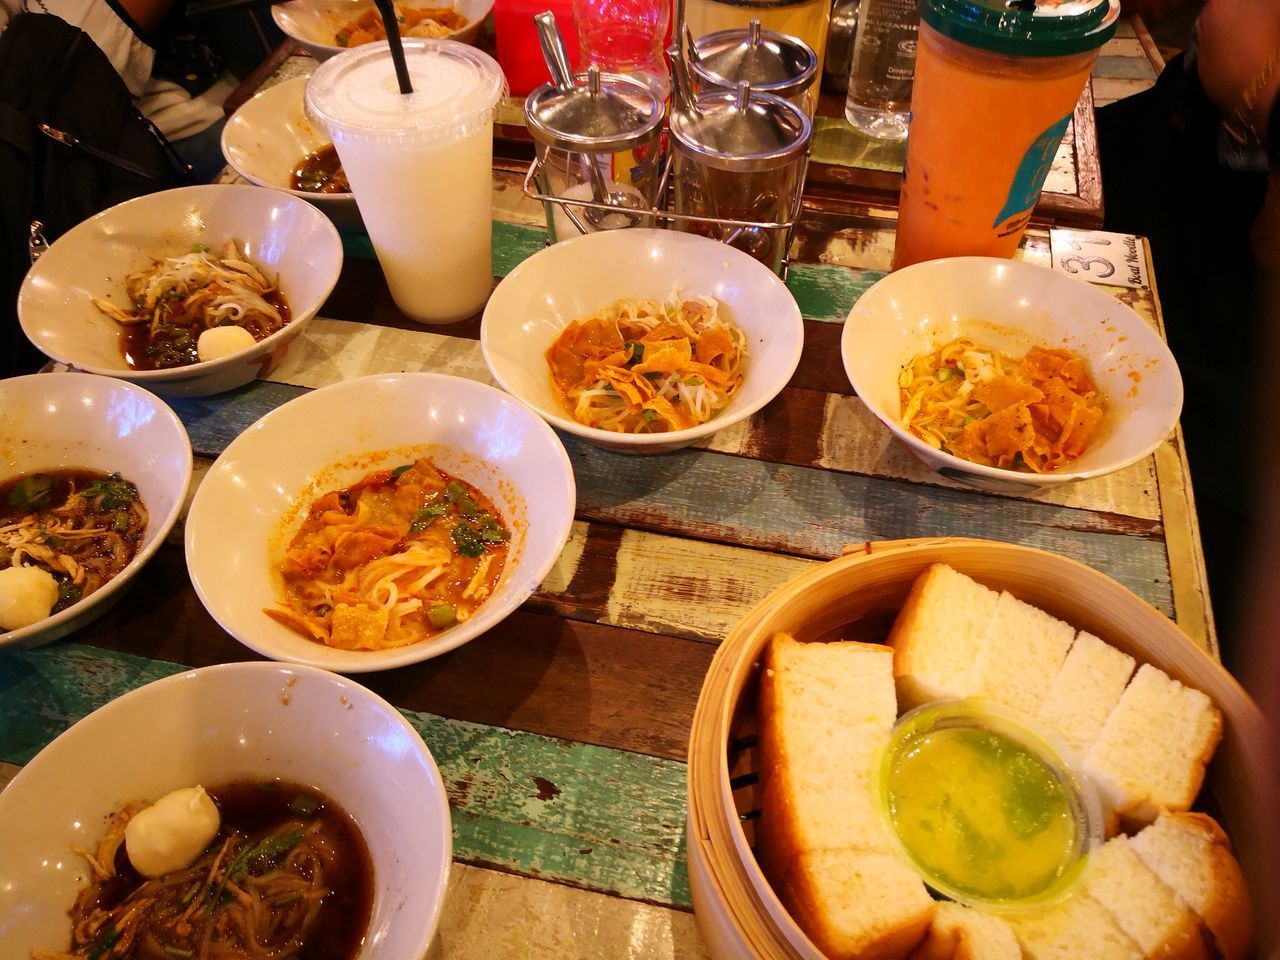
top-left (184, 372), bottom-right (578, 672)
top-left (841, 256), bottom-right (1184, 484)
top-left (481, 228), bottom-right (805, 448)
top-left (0, 374), bottom-right (193, 650)
top-left (18, 184), bottom-right (343, 384)
top-left (0, 659), bottom-right (453, 957)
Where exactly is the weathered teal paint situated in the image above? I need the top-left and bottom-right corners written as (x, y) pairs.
top-left (0, 643), bottom-right (692, 908)
top-left (560, 438), bottom-right (1174, 614)
top-left (785, 263), bottom-right (886, 323)
top-left (493, 221), bottom-right (551, 278)
top-left (483, 219), bottom-right (881, 323)
top-left (166, 381), bottom-right (1172, 613)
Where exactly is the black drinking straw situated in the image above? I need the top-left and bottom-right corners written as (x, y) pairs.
top-left (373, 0), bottom-right (414, 95)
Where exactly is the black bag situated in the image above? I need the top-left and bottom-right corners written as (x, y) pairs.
top-left (0, 12), bottom-right (190, 377)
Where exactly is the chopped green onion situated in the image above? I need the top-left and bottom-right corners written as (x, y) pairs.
top-left (626, 341), bottom-right (644, 364)
top-left (113, 510), bottom-right (130, 531)
top-left (641, 409), bottom-right (659, 422)
top-left (56, 581), bottom-right (82, 609)
top-left (313, 603), bottom-right (333, 618)
top-left (335, 30), bottom-right (351, 45)
top-left (457, 496), bottom-right (481, 516)
top-left (288, 793), bottom-right (320, 816)
top-left (87, 928), bottom-right (121, 960)
top-left (444, 481), bottom-right (467, 503)
top-left (450, 523), bottom-right (485, 558)
top-left (191, 243), bottom-right (209, 253)
top-left (392, 464), bottom-right (413, 478)
top-left (936, 367), bottom-right (952, 381)
top-left (162, 946), bottom-right (194, 958)
top-left (427, 604), bottom-right (456, 629)
top-left (180, 881), bottom-right (202, 905)
top-left (477, 517), bottom-right (508, 543)
top-left (7, 474), bottom-right (52, 508)
top-left (80, 473), bottom-right (139, 510)
top-left (409, 504), bottom-right (447, 533)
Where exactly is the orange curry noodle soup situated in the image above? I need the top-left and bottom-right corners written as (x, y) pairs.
top-left (266, 459), bottom-right (510, 650)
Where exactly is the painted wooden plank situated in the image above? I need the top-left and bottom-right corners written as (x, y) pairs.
top-left (814, 392), bottom-right (1162, 520)
top-left (173, 363), bottom-right (1162, 525)
top-left (1093, 54), bottom-right (1159, 81)
top-left (0, 643), bottom-right (692, 907)
top-left (1098, 37), bottom-right (1146, 60)
top-left (1113, 16), bottom-right (1137, 38)
top-left (562, 437), bottom-right (1174, 613)
top-left (607, 530), bottom-right (819, 641)
top-left (1092, 76), bottom-right (1153, 107)
top-left (437, 863), bottom-right (708, 959)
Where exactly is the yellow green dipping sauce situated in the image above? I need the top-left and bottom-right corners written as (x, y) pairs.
top-left (883, 709), bottom-right (1089, 905)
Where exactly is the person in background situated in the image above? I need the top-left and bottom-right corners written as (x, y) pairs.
top-left (0, 0), bottom-right (241, 182)
top-left (1097, 0), bottom-right (1279, 679)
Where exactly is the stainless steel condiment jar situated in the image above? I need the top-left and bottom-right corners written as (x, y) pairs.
top-left (668, 80), bottom-right (812, 275)
top-left (689, 20), bottom-right (819, 113)
top-left (524, 65), bottom-right (665, 243)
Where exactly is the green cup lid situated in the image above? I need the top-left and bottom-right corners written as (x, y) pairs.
top-left (920, 0), bottom-right (1119, 56)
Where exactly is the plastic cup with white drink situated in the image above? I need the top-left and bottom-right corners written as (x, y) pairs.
top-left (306, 40), bottom-right (506, 324)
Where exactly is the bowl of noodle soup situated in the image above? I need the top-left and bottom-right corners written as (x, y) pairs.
top-left (185, 372), bottom-right (576, 673)
top-left (0, 660), bottom-right (452, 960)
top-left (0, 373), bottom-right (191, 651)
top-left (481, 229), bottom-right (805, 454)
top-left (18, 184), bottom-right (342, 397)
top-left (841, 257), bottom-right (1183, 493)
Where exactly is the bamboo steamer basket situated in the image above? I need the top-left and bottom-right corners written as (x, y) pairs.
top-left (686, 538), bottom-right (1276, 960)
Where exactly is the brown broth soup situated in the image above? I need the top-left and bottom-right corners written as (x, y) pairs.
top-left (122, 289), bottom-right (291, 370)
top-left (292, 145), bottom-right (351, 194)
top-left (42, 780), bottom-right (374, 960)
top-left (0, 469), bottom-right (146, 615)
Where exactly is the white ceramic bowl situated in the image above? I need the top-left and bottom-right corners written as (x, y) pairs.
top-left (0, 373), bottom-right (192, 651)
top-left (841, 257), bottom-right (1184, 493)
top-left (222, 76), bottom-right (362, 231)
top-left (482, 229), bottom-right (805, 454)
top-left (0, 661), bottom-right (452, 959)
top-left (18, 184), bottom-right (343, 397)
top-left (273, 0), bottom-right (492, 59)
top-left (185, 372), bottom-right (576, 672)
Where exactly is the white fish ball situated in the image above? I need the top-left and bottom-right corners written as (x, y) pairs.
top-left (125, 785), bottom-right (222, 878)
top-left (0, 566), bottom-right (59, 631)
top-left (197, 325), bottom-right (256, 362)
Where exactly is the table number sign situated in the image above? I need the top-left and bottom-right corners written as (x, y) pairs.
top-left (1050, 228), bottom-right (1149, 289)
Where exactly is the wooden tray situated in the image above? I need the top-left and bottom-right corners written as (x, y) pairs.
top-left (686, 538), bottom-right (1274, 959)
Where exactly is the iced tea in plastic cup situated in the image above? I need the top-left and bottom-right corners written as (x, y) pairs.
top-left (307, 40), bottom-right (506, 323)
top-left (893, 0), bottom-right (1118, 270)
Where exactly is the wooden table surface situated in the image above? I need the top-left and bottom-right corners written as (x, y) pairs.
top-left (0, 71), bottom-right (1213, 959)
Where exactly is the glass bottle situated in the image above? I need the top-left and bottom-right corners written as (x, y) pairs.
top-left (842, 0), bottom-right (917, 140)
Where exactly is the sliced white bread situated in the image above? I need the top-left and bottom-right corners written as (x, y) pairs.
top-left (771, 848), bottom-right (936, 960)
top-left (906, 901), bottom-right (1020, 960)
top-left (757, 633), bottom-right (899, 856)
top-left (1036, 630), bottom-right (1136, 758)
top-left (1082, 835), bottom-right (1213, 960)
top-left (1003, 889), bottom-right (1145, 960)
top-left (887, 564), bottom-right (998, 708)
top-left (969, 590), bottom-right (1075, 716)
top-left (1084, 664), bottom-right (1223, 825)
top-left (1130, 813), bottom-right (1253, 960)
top-left (757, 633), bottom-right (935, 959)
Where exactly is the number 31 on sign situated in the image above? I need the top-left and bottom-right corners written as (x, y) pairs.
top-left (1049, 229), bottom-right (1149, 289)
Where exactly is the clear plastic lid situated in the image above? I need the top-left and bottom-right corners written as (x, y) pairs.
top-left (306, 39), bottom-right (506, 143)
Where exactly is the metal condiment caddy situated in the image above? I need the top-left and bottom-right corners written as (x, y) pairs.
top-left (522, 19), bottom-right (813, 277)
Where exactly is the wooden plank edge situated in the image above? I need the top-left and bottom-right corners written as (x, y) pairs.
top-left (1139, 246), bottom-right (1218, 656)
top-left (1129, 12), bottom-right (1167, 75)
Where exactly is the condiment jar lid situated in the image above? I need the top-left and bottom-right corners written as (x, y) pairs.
top-left (690, 20), bottom-right (818, 101)
top-left (306, 39), bottom-right (506, 143)
top-left (525, 66), bottom-right (664, 153)
top-left (920, 0), bottom-right (1120, 57)
top-left (669, 81), bottom-right (811, 172)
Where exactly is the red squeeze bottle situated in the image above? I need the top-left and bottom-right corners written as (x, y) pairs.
top-left (494, 0), bottom-right (581, 95)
